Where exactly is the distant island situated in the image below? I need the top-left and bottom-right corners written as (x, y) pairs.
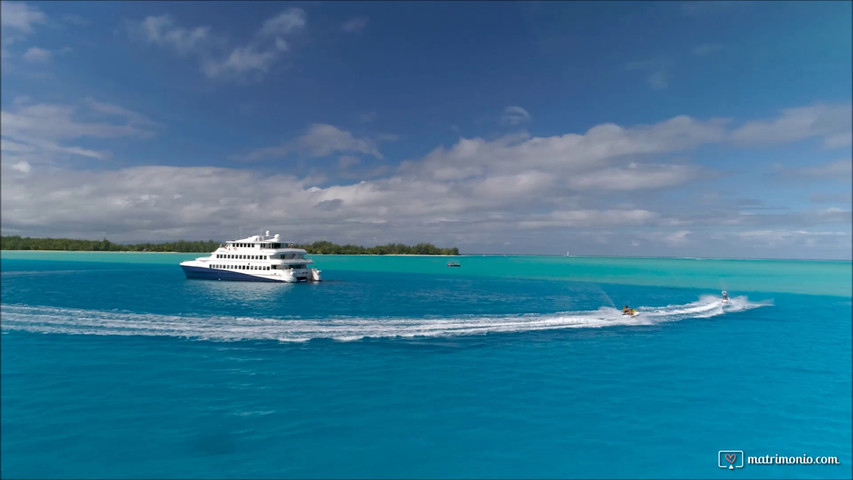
top-left (0, 236), bottom-right (459, 256)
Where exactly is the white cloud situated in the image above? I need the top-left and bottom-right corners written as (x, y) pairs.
top-left (138, 14), bottom-right (212, 55)
top-left (202, 45), bottom-right (279, 78)
top-left (2, 101), bottom-right (157, 141)
top-left (11, 160), bottom-right (31, 173)
top-left (338, 155), bottom-right (361, 169)
top-left (240, 124), bottom-right (383, 161)
top-left (300, 124), bottom-right (382, 158)
top-left (518, 209), bottom-right (659, 229)
top-left (85, 98), bottom-right (160, 134)
top-left (132, 9), bottom-right (305, 82)
top-left (258, 8), bottom-right (306, 37)
top-left (406, 114), bottom-right (726, 182)
top-left (782, 159), bottom-right (852, 179)
top-left (2, 102), bottom-right (850, 258)
top-left (501, 106), bottom-right (532, 126)
top-left (0, 99), bottom-right (159, 168)
top-left (731, 103), bottom-right (852, 148)
top-left (22, 46), bottom-right (51, 63)
top-left (342, 16), bottom-right (369, 33)
top-left (0, 2), bottom-right (46, 33)
top-left (565, 164), bottom-right (701, 191)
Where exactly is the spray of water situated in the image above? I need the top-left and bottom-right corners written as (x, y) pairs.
top-left (1, 295), bottom-right (769, 343)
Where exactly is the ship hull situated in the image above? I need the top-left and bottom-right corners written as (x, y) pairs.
top-left (181, 265), bottom-right (292, 283)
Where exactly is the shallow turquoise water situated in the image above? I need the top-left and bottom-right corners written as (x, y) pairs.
top-left (1, 252), bottom-right (851, 478)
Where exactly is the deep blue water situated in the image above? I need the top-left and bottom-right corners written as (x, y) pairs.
top-left (1, 254), bottom-right (851, 478)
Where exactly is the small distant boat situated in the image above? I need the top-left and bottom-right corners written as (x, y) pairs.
top-left (447, 262), bottom-right (461, 267)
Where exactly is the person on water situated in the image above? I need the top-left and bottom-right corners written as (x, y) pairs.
top-left (722, 291), bottom-right (729, 301)
top-left (623, 305), bottom-right (631, 315)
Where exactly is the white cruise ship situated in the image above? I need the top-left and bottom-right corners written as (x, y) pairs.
top-left (180, 232), bottom-right (321, 283)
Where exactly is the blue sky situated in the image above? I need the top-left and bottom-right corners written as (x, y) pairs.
top-left (1, 1), bottom-right (851, 259)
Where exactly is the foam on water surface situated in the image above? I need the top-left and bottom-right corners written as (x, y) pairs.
top-left (0, 295), bottom-right (766, 343)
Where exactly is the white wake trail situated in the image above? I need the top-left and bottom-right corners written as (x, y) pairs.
top-left (0, 296), bottom-right (768, 343)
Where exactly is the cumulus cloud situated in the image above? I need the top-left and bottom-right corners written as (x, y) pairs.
top-left (131, 8), bottom-right (305, 82)
top-left (342, 16), bottom-right (369, 33)
top-left (501, 106), bottom-right (532, 126)
top-left (731, 103), bottom-right (852, 148)
top-left (405, 114), bottom-right (727, 182)
top-left (2, 102), bottom-right (851, 258)
top-left (0, 2), bottom-right (47, 33)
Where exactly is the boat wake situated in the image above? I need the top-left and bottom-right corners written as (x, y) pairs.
top-left (0, 295), bottom-right (768, 343)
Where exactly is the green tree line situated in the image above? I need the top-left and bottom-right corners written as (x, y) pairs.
top-left (0, 236), bottom-right (459, 255)
top-left (292, 241), bottom-right (458, 256)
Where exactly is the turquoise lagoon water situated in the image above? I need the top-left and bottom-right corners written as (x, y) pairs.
top-left (1, 252), bottom-right (851, 478)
